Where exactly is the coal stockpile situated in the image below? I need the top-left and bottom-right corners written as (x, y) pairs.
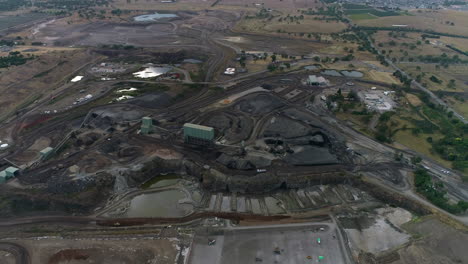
top-left (285, 146), bottom-right (338, 165)
top-left (203, 112), bottom-right (253, 143)
top-left (263, 116), bottom-right (311, 139)
top-left (126, 93), bottom-right (172, 109)
top-left (235, 94), bottom-right (284, 115)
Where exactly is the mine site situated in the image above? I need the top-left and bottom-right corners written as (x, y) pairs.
top-left (0, 0), bottom-right (467, 263)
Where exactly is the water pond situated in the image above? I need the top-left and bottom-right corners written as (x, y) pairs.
top-left (321, 70), bottom-right (342, 77)
top-left (341, 70), bottom-right (363, 78)
top-left (134, 12), bottom-right (178, 22)
top-left (126, 189), bottom-right (193, 217)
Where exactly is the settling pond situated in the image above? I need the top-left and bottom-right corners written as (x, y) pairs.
top-left (125, 189), bottom-right (193, 218)
top-left (134, 12), bottom-right (178, 22)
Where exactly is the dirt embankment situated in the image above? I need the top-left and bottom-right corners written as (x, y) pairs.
top-left (201, 168), bottom-right (356, 194)
top-left (355, 178), bottom-right (431, 216)
top-left (96, 211), bottom-right (290, 227)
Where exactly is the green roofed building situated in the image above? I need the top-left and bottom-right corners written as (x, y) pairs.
top-left (0, 171), bottom-right (6, 183)
top-left (4, 167), bottom-right (19, 177)
top-left (141, 117), bottom-right (153, 135)
top-left (0, 167), bottom-right (19, 183)
top-left (183, 123), bottom-right (214, 145)
top-left (40, 147), bottom-right (54, 160)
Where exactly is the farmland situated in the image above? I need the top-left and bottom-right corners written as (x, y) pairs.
top-left (355, 10), bottom-right (468, 37)
top-left (234, 10), bottom-right (347, 35)
top-left (343, 3), bottom-right (401, 18)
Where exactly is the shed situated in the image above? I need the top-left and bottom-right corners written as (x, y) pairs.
top-left (307, 75), bottom-right (319, 85)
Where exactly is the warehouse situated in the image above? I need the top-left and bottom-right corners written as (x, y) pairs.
top-left (183, 123), bottom-right (215, 145)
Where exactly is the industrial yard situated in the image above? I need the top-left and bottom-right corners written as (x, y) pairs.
top-left (0, 0), bottom-right (467, 263)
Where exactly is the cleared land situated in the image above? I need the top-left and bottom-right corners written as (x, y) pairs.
top-left (395, 216), bottom-right (468, 264)
top-left (4, 237), bottom-right (183, 264)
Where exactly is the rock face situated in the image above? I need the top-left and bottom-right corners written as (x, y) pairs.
top-left (117, 146), bottom-right (142, 158)
top-left (127, 157), bottom-right (184, 187)
top-left (216, 153), bottom-right (255, 170)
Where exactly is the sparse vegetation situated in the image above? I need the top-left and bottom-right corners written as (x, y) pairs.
top-left (0, 52), bottom-right (31, 68)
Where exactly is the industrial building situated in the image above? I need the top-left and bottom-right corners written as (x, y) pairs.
top-left (0, 166), bottom-right (19, 183)
top-left (307, 75), bottom-right (329, 86)
top-left (40, 147), bottom-right (54, 160)
top-left (141, 117), bottom-right (153, 135)
top-left (224, 68), bottom-right (236, 75)
top-left (183, 123), bottom-right (214, 145)
top-left (359, 90), bottom-right (395, 112)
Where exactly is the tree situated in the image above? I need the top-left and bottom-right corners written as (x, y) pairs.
top-left (411, 156), bottom-right (422, 164)
top-left (447, 79), bottom-right (456, 89)
top-left (271, 54), bottom-right (276, 62)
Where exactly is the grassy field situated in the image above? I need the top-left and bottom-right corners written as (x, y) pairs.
top-left (349, 13), bottom-right (377, 21)
top-left (399, 63), bottom-right (468, 93)
top-left (235, 14), bottom-right (347, 34)
top-left (372, 31), bottom-right (467, 59)
top-left (356, 10), bottom-right (468, 36)
top-left (405, 93), bottom-right (422, 107)
top-left (394, 129), bottom-right (451, 167)
top-left (448, 98), bottom-right (468, 120)
top-left (439, 36), bottom-right (468, 51)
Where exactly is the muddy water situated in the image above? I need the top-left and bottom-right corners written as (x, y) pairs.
top-left (126, 190), bottom-right (193, 217)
